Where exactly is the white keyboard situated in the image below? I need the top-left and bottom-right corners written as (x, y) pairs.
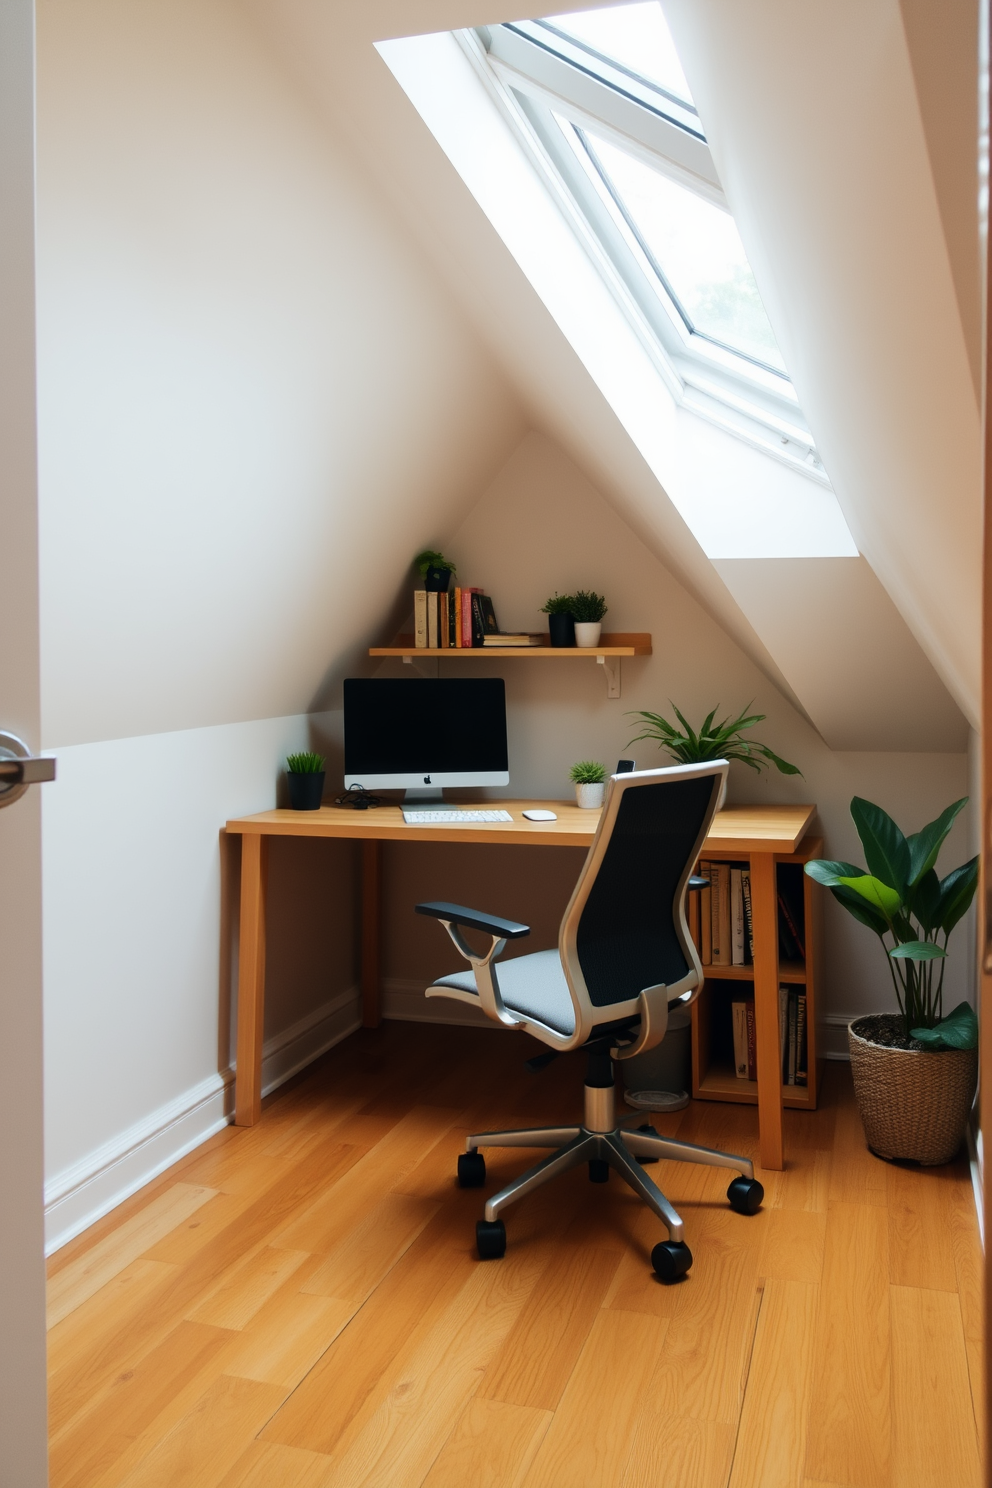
top-left (402, 808), bottom-right (514, 824)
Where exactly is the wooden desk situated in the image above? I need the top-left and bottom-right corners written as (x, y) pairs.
top-left (225, 800), bottom-right (816, 1168)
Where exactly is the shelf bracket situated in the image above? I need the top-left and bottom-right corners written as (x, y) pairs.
top-left (597, 655), bottom-right (621, 699)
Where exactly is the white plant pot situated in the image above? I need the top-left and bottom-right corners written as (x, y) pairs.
top-left (575, 781), bottom-right (605, 809)
top-left (574, 621), bottom-right (602, 647)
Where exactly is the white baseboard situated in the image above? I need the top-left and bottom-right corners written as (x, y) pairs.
top-left (819, 1013), bottom-right (854, 1061)
top-left (382, 977), bottom-right (493, 1028)
top-left (44, 985), bottom-right (361, 1254)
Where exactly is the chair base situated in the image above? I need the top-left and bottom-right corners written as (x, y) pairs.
top-left (464, 1080), bottom-right (756, 1250)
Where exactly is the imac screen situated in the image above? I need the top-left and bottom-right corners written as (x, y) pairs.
top-left (343, 678), bottom-right (508, 781)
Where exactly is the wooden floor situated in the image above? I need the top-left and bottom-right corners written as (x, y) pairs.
top-left (47, 1023), bottom-right (984, 1488)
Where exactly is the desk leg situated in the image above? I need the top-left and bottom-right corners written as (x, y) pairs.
top-left (751, 851), bottom-right (785, 1171)
top-left (235, 833), bottom-right (268, 1127)
top-left (361, 840), bottom-right (382, 1028)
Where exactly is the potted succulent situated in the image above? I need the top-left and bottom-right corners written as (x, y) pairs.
top-left (626, 702), bottom-right (801, 780)
top-left (570, 590), bottom-right (608, 647)
top-left (806, 796), bottom-right (978, 1165)
top-left (541, 592), bottom-right (576, 648)
top-left (570, 759), bottom-right (607, 809)
top-left (414, 549), bottom-right (456, 593)
top-left (285, 751), bottom-right (326, 811)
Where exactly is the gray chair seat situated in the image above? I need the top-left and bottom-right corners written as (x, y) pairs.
top-left (433, 948), bottom-right (574, 1035)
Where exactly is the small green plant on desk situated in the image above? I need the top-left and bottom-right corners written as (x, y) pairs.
top-left (570, 759), bottom-right (607, 809)
top-left (627, 703), bottom-right (800, 776)
top-left (569, 760), bottom-right (607, 785)
top-left (285, 752), bottom-right (326, 812)
top-left (286, 751), bottom-right (325, 774)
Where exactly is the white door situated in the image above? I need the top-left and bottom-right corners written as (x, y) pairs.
top-left (0, 2), bottom-right (51, 1480)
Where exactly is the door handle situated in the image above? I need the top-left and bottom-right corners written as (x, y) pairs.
top-left (0, 731), bottom-right (56, 810)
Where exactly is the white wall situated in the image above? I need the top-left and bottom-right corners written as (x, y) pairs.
top-left (0, 1), bottom-right (49, 1476)
top-left (374, 432), bottom-right (974, 1047)
top-left (36, 0), bottom-right (524, 1248)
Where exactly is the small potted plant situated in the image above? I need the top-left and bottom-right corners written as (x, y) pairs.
top-left (626, 702), bottom-right (801, 780)
top-left (541, 592), bottom-right (575, 648)
top-left (285, 751), bottom-right (326, 811)
top-left (414, 549), bottom-right (456, 593)
top-left (570, 760), bottom-right (607, 808)
top-left (570, 590), bottom-right (608, 647)
top-left (806, 796), bottom-right (978, 1165)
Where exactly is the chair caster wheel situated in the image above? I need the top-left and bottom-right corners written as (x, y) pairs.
top-left (727, 1177), bottom-right (764, 1215)
top-left (476, 1219), bottom-right (506, 1259)
top-left (588, 1159), bottom-right (609, 1183)
top-left (636, 1123), bottom-right (659, 1164)
top-left (457, 1152), bottom-right (486, 1188)
top-left (651, 1239), bottom-right (692, 1281)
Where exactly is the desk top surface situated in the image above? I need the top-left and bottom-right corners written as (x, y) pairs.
top-left (226, 800), bottom-right (817, 854)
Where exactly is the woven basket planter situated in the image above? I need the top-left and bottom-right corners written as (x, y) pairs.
top-left (848, 1014), bottom-right (977, 1166)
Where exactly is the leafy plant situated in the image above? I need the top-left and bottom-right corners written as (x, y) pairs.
top-left (570, 589), bottom-right (608, 623)
top-left (541, 591), bottom-right (575, 615)
top-left (570, 760), bottom-right (607, 784)
top-left (626, 703), bottom-right (801, 776)
top-left (805, 796), bottom-right (978, 1042)
top-left (414, 549), bottom-right (456, 578)
top-left (286, 751), bottom-right (325, 775)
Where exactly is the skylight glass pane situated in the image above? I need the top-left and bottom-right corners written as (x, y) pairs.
top-left (582, 131), bottom-right (787, 373)
top-left (538, 4), bottom-right (692, 107)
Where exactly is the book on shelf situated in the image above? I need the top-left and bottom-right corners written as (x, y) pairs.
top-left (731, 868), bottom-right (746, 966)
top-left (731, 998), bottom-right (756, 1080)
top-left (414, 590), bottom-right (428, 649)
top-left (777, 879), bottom-right (806, 961)
top-left (741, 870), bottom-right (754, 961)
top-left (779, 984), bottom-right (808, 1087)
top-left (712, 863), bottom-right (731, 966)
top-left (687, 884), bottom-right (701, 954)
top-left (482, 633), bottom-right (544, 647)
top-left (700, 864), bottom-right (713, 964)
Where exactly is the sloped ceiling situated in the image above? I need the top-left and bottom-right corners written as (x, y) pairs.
top-left (664, 0), bottom-right (981, 728)
top-left (247, 0), bottom-right (975, 748)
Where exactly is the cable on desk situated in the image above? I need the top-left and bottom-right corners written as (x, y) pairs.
top-left (333, 786), bottom-right (384, 811)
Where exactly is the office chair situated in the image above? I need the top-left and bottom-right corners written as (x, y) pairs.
top-left (415, 761), bottom-right (763, 1281)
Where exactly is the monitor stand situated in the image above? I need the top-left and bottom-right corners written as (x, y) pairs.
top-left (403, 787), bottom-right (445, 806)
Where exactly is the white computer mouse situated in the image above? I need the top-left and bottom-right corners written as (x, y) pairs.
top-left (522, 809), bottom-right (557, 821)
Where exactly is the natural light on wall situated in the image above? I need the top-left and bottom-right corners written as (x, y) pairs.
top-left (378, 4), bottom-right (857, 560)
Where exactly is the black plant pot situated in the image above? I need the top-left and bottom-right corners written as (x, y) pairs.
top-left (548, 613), bottom-right (576, 647)
top-left (287, 771), bottom-right (325, 810)
top-left (424, 566), bottom-right (452, 593)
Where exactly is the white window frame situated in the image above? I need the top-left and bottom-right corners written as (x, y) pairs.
top-left (461, 22), bottom-right (825, 480)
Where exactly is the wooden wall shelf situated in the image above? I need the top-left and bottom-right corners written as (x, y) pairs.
top-left (368, 633), bottom-right (651, 699)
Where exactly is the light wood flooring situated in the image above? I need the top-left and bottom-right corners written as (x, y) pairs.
top-left (47, 1022), bottom-right (984, 1488)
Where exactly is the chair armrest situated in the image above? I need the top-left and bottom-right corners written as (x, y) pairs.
top-left (415, 901), bottom-right (530, 940)
top-left (687, 876), bottom-right (710, 891)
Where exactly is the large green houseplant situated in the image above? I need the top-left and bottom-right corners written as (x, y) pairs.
top-left (805, 795), bottom-right (978, 1164)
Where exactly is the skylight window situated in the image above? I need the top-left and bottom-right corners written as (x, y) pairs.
top-left (477, 3), bottom-right (821, 463)
top-left (532, 6), bottom-right (694, 115)
top-left (569, 127), bottom-right (787, 375)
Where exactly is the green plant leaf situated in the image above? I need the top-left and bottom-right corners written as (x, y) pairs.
top-left (835, 874), bottom-right (902, 918)
top-left (804, 859), bottom-right (864, 886)
top-left (753, 744), bottom-right (803, 776)
top-left (850, 797), bottom-right (910, 896)
top-left (286, 751), bottom-right (325, 774)
top-left (905, 797), bottom-right (968, 886)
top-left (906, 868), bottom-right (941, 933)
top-left (911, 1001), bottom-right (978, 1050)
top-left (936, 856), bottom-right (979, 937)
top-left (569, 759), bottom-right (606, 784)
top-left (888, 940), bottom-right (946, 961)
top-left (828, 884), bottom-right (890, 935)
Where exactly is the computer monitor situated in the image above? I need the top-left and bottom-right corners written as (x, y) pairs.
top-left (343, 678), bottom-right (509, 800)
